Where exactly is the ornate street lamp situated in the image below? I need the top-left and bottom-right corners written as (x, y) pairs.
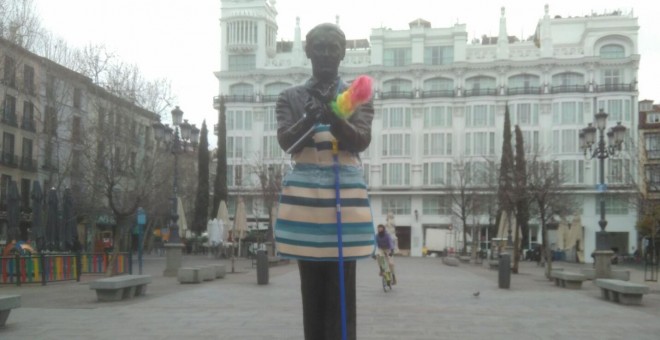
top-left (152, 106), bottom-right (200, 276)
top-left (579, 108), bottom-right (626, 278)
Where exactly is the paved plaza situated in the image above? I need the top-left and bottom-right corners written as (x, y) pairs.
top-left (1, 255), bottom-right (659, 339)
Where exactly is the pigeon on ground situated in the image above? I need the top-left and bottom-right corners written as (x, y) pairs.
top-left (473, 291), bottom-right (480, 297)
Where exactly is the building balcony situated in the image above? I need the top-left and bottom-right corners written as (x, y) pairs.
top-left (463, 88), bottom-right (498, 97)
top-left (1, 112), bottom-right (18, 127)
top-left (227, 42), bottom-right (258, 54)
top-left (1, 153), bottom-right (19, 167)
top-left (261, 94), bottom-right (279, 102)
top-left (507, 86), bottom-right (542, 95)
top-left (380, 91), bottom-right (414, 100)
top-left (647, 150), bottom-right (660, 160)
top-left (21, 118), bottom-right (36, 132)
top-left (596, 83), bottom-right (634, 92)
top-left (551, 85), bottom-right (587, 93)
top-left (224, 94), bottom-right (255, 103)
top-left (421, 90), bottom-right (454, 98)
top-left (20, 157), bottom-right (38, 172)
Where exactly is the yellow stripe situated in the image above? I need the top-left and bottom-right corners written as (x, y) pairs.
top-left (277, 204), bottom-right (372, 224)
top-left (282, 187), bottom-right (368, 200)
top-left (277, 243), bottom-right (374, 258)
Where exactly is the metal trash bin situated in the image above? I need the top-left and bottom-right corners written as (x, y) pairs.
top-left (257, 250), bottom-right (269, 285)
top-left (498, 253), bottom-right (511, 289)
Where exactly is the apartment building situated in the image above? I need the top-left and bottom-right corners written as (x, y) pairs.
top-left (214, 1), bottom-right (640, 259)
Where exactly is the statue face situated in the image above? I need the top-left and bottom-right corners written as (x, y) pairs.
top-left (306, 30), bottom-right (345, 81)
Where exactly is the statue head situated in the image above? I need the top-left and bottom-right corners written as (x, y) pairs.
top-left (305, 23), bottom-right (346, 81)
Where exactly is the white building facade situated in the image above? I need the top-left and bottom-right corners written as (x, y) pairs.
top-left (215, 1), bottom-right (640, 260)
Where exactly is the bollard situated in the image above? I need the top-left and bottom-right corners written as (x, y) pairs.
top-left (498, 253), bottom-right (511, 289)
top-left (257, 250), bottom-right (269, 285)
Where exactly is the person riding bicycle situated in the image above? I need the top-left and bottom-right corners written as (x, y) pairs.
top-left (375, 224), bottom-right (396, 285)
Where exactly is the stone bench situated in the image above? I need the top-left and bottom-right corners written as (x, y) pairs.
top-left (580, 268), bottom-right (630, 281)
top-left (197, 266), bottom-right (216, 281)
top-left (594, 279), bottom-right (650, 305)
top-left (551, 271), bottom-right (586, 289)
top-left (442, 257), bottom-right (459, 267)
top-left (178, 267), bottom-right (202, 284)
top-left (209, 264), bottom-right (226, 279)
top-left (488, 259), bottom-right (499, 269)
top-left (0, 295), bottom-right (21, 327)
top-left (89, 275), bottom-right (152, 302)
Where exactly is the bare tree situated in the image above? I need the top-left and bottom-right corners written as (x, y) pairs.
top-left (249, 154), bottom-right (284, 251)
top-left (448, 160), bottom-right (478, 255)
top-left (527, 154), bottom-right (576, 279)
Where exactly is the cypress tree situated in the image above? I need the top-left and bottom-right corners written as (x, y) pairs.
top-left (498, 105), bottom-right (515, 244)
top-left (514, 125), bottom-right (530, 250)
top-left (193, 121), bottom-right (210, 234)
top-left (211, 96), bottom-right (228, 217)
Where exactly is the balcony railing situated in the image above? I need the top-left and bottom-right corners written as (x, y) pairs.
top-left (551, 85), bottom-right (587, 93)
top-left (20, 157), bottom-right (37, 172)
top-left (380, 91), bottom-right (414, 100)
top-left (507, 86), bottom-right (542, 95)
top-left (463, 88), bottom-right (498, 97)
top-left (261, 94), bottom-right (279, 102)
top-left (224, 94), bottom-right (255, 103)
top-left (647, 150), bottom-right (660, 160)
top-left (2, 112), bottom-right (18, 127)
top-left (21, 118), bottom-right (36, 132)
top-left (597, 83), bottom-right (634, 92)
top-left (421, 90), bottom-right (454, 98)
top-left (1, 153), bottom-right (19, 167)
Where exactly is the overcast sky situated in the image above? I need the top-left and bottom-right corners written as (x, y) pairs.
top-left (34, 0), bottom-right (660, 146)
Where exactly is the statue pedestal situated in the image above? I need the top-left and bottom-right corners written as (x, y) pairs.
top-left (593, 250), bottom-right (614, 279)
top-left (163, 243), bottom-right (185, 277)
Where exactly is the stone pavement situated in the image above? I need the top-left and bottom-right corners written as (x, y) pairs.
top-left (1, 255), bottom-right (659, 340)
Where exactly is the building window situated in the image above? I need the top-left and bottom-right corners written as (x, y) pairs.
top-left (423, 162), bottom-right (452, 186)
top-left (552, 160), bottom-right (584, 184)
top-left (464, 132), bottom-right (495, 156)
top-left (510, 103), bottom-right (539, 126)
top-left (552, 72), bottom-right (585, 92)
top-left (551, 129), bottom-right (580, 154)
top-left (3, 56), bottom-right (16, 87)
top-left (227, 110), bottom-right (253, 130)
top-left (552, 102), bottom-right (584, 125)
top-left (424, 46), bottom-right (453, 65)
top-left (228, 54), bottom-right (256, 71)
top-left (600, 44), bottom-right (625, 59)
top-left (264, 82), bottom-right (290, 100)
top-left (597, 99), bottom-right (631, 123)
top-left (227, 136), bottom-right (252, 159)
top-left (508, 74), bottom-right (540, 94)
top-left (465, 105), bottom-right (495, 128)
top-left (22, 137), bottom-right (33, 163)
top-left (465, 76), bottom-right (496, 96)
top-left (514, 129), bottom-right (540, 153)
top-left (647, 112), bottom-right (660, 124)
top-left (382, 107), bottom-right (411, 129)
top-left (363, 163), bottom-right (370, 186)
top-left (2, 132), bottom-right (16, 164)
top-left (423, 133), bottom-right (452, 156)
top-left (2, 95), bottom-right (17, 125)
top-left (381, 196), bottom-right (412, 215)
top-left (22, 101), bottom-right (34, 130)
top-left (382, 133), bottom-right (411, 157)
top-left (423, 197), bottom-right (451, 215)
top-left (424, 106), bottom-right (452, 128)
top-left (262, 135), bottom-right (283, 159)
top-left (646, 165), bottom-right (660, 191)
top-left (381, 163), bottom-right (411, 186)
top-left (73, 88), bottom-right (83, 109)
top-left (383, 48), bottom-right (411, 67)
top-left (23, 65), bottom-right (35, 94)
top-left (608, 158), bottom-right (630, 183)
top-left (602, 69), bottom-right (622, 86)
top-left (595, 195), bottom-right (628, 215)
top-left (645, 133), bottom-right (660, 159)
top-left (265, 106), bottom-right (277, 131)
top-left (382, 79), bottom-right (413, 99)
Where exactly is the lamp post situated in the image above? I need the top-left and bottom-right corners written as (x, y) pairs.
top-left (153, 106), bottom-right (200, 276)
top-left (579, 108), bottom-right (626, 278)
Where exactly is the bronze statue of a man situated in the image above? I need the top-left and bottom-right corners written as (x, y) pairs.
top-left (274, 23), bottom-right (375, 340)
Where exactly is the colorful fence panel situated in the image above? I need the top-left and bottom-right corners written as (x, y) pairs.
top-left (0, 252), bottom-right (129, 285)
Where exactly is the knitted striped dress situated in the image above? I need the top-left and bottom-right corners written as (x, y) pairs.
top-left (274, 124), bottom-right (375, 261)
